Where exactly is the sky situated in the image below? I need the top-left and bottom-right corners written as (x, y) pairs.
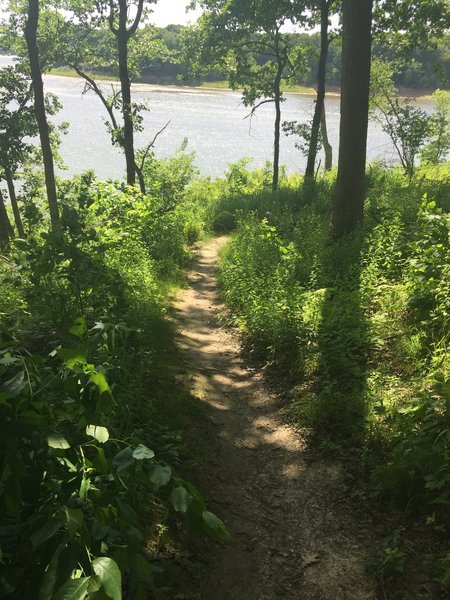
top-left (150, 0), bottom-right (203, 27)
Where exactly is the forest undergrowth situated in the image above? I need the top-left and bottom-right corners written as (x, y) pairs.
top-left (1, 154), bottom-right (450, 598)
top-left (0, 155), bottom-right (228, 599)
top-left (215, 160), bottom-right (450, 597)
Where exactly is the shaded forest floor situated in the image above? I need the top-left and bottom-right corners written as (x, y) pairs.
top-left (165, 237), bottom-right (381, 600)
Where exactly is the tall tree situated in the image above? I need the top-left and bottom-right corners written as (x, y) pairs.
top-left (188, 0), bottom-right (308, 190)
top-left (24, 0), bottom-right (61, 232)
top-left (62, 0), bottom-right (160, 189)
top-left (332, 0), bottom-right (372, 238)
top-left (0, 192), bottom-right (13, 244)
top-left (108, 0), bottom-right (146, 187)
top-left (304, 0), bottom-right (335, 179)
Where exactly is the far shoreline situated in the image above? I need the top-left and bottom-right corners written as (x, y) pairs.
top-left (48, 67), bottom-right (440, 101)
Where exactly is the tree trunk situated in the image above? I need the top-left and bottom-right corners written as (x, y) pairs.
top-left (305, 0), bottom-right (331, 179)
top-left (24, 0), bottom-right (60, 232)
top-left (273, 88), bottom-right (281, 191)
top-left (5, 169), bottom-right (25, 237)
top-left (321, 104), bottom-right (333, 171)
top-left (116, 0), bottom-right (136, 187)
top-left (0, 192), bottom-right (12, 244)
top-left (332, 0), bottom-right (373, 238)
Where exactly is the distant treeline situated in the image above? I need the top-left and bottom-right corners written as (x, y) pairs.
top-left (144, 25), bottom-right (450, 91)
top-left (3, 23), bottom-right (449, 91)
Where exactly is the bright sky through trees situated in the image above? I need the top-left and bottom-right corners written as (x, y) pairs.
top-left (151, 0), bottom-right (202, 26)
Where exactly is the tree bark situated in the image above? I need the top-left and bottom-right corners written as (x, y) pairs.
top-left (116, 26), bottom-right (135, 186)
top-left (109, 0), bottom-right (144, 188)
top-left (24, 0), bottom-right (60, 232)
top-left (321, 104), bottom-right (332, 171)
top-left (272, 33), bottom-right (287, 192)
top-left (273, 87), bottom-right (281, 191)
top-left (5, 169), bottom-right (25, 238)
top-left (332, 0), bottom-right (373, 238)
top-left (0, 191), bottom-right (12, 244)
top-left (305, 0), bottom-right (331, 179)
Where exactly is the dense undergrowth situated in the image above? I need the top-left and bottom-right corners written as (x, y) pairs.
top-left (216, 161), bottom-right (450, 596)
top-left (2, 151), bottom-right (450, 597)
top-left (0, 158), bottom-right (227, 599)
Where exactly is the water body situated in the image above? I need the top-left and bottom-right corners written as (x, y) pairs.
top-left (0, 55), bottom-right (434, 180)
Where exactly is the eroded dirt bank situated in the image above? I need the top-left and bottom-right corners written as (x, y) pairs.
top-left (172, 237), bottom-right (378, 600)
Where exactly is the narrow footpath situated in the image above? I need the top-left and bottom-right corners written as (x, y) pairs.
top-left (172, 237), bottom-right (378, 600)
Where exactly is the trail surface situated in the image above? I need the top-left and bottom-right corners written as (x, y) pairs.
top-left (173, 237), bottom-right (378, 600)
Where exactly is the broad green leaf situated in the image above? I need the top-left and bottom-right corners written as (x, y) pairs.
top-left (112, 447), bottom-right (135, 473)
top-left (48, 434), bottom-right (71, 450)
top-left (53, 576), bottom-right (90, 600)
top-left (39, 543), bottom-right (80, 600)
top-left (39, 544), bottom-right (64, 600)
top-left (92, 447), bottom-right (108, 474)
top-left (64, 507), bottom-right (84, 536)
top-left (201, 511), bottom-right (231, 541)
top-left (132, 444), bottom-right (155, 460)
top-left (57, 348), bottom-right (87, 369)
top-left (147, 464), bottom-right (171, 491)
top-left (86, 425), bottom-right (109, 444)
top-left (69, 317), bottom-right (87, 338)
top-left (89, 371), bottom-right (110, 394)
top-left (91, 557), bottom-right (122, 600)
top-left (31, 518), bottom-right (64, 549)
top-left (170, 487), bottom-right (192, 514)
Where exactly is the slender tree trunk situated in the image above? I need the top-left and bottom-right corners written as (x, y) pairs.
top-left (272, 35), bottom-right (286, 192)
top-left (332, 0), bottom-right (373, 238)
top-left (305, 0), bottom-right (331, 179)
top-left (116, 0), bottom-right (136, 187)
top-left (0, 192), bottom-right (12, 244)
top-left (273, 88), bottom-right (281, 191)
top-left (24, 0), bottom-right (60, 232)
top-left (135, 162), bottom-right (146, 194)
top-left (5, 169), bottom-right (25, 237)
top-left (321, 105), bottom-right (333, 171)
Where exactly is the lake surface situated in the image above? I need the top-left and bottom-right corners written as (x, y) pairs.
top-left (0, 55), bottom-right (435, 180)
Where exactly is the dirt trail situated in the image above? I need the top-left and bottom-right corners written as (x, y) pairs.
top-left (172, 237), bottom-right (378, 600)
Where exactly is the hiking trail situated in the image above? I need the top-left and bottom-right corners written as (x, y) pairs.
top-left (171, 236), bottom-right (378, 600)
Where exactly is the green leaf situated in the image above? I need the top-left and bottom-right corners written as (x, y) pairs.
top-left (92, 447), bottom-right (108, 474)
top-left (39, 544), bottom-right (64, 600)
top-left (132, 444), bottom-right (155, 460)
top-left (79, 476), bottom-right (90, 501)
top-left (201, 511), bottom-right (231, 541)
top-left (53, 577), bottom-right (90, 600)
top-left (64, 508), bottom-right (84, 536)
top-left (91, 557), bottom-right (122, 600)
top-left (112, 447), bottom-right (135, 473)
top-left (89, 371), bottom-right (110, 394)
top-left (86, 425), bottom-right (109, 444)
top-left (57, 348), bottom-right (87, 369)
top-left (147, 464), bottom-right (171, 491)
top-left (39, 543), bottom-right (80, 600)
top-left (69, 317), bottom-right (87, 338)
top-left (48, 434), bottom-right (71, 450)
top-left (31, 518), bottom-right (64, 549)
top-left (170, 487), bottom-right (192, 514)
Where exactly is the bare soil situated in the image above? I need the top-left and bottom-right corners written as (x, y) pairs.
top-left (171, 237), bottom-right (379, 600)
